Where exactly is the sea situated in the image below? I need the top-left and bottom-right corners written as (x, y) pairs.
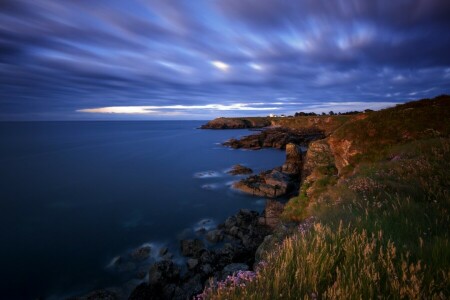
top-left (0, 121), bottom-right (285, 299)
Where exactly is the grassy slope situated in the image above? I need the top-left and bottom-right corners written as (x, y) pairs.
top-left (202, 96), bottom-right (450, 299)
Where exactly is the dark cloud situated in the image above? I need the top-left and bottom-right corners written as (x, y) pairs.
top-left (0, 0), bottom-right (449, 120)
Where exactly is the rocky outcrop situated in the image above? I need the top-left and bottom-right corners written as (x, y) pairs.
top-left (128, 209), bottom-right (272, 300)
top-left (200, 117), bottom-right (271, 129)
top-left (261, 200), bottom-right (285, 229)
top-left (282, 143), bottom-right (303, 175)
top-left (227, 164), bottom-right (253, 175)
top-left (223, 127), bottom-right (324, 150)
top-left (180, 239), bottom-right (205, 257)
top-left (327, 136), bottom-right (360, 174)
top-left (302, 139), bottom-right (335, 180)
top-left (233, 168), bottom-right (294, 198)
top-left (130, 245), bottom-right (151, 261)
top-left (232, 142), bottom-right (304, 198)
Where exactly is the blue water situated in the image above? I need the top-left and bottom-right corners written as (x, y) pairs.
top-left (0, 121), bottom-right (285, 299)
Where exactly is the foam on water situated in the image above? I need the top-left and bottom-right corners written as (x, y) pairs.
top-left (193, 170), bottom-right (222, 178)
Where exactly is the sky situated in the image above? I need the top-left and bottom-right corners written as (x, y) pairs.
top-left (1, 0), bottom-right (449, 120)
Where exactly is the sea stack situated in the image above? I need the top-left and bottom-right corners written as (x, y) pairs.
top-left (281, 143), bottom-right (303, 175)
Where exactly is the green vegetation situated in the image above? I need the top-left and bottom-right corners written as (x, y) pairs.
top-left (201, 95), bottom-right (450, 299)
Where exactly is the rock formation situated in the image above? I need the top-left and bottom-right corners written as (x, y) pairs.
top-left (227, 164), bottom-right (253, 175)
top-left (282, 143), bottom-right (303, 175)
top-left (200, 117), bottom-right (271, 129)
top-left (128, 209), bottom-right (272, 300)
top-left (233, 168), bottom-right (294, 198)
top-left (223, 127), bottom-right (324, 150)
top-left (232, 142), bottom-right (304, 198)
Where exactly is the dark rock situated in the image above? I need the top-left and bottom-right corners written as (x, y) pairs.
top-left (162, 252), bottom-right (174, 260)
top-left (187, 258), bottom-right (199, 270)
top-left (199, 250), bottom-right (214, 264)
top-left (159, 247), bottom-right (168, 257)
top-left (131, 245), bottom-right (151, 261)
top-left (181, 274), bottom-right (203, 299)
top-left (128, 209), bottom-right (274, 300)
top-left (73, 289), bottom-right (120, 300)
top-left (205, 229), bottom-right (224, 243)
top-left (180, 239), bottom-right (205, 257)
top-left (224, 216), bottom-right (237, 229)
top-left (148, 260), bottom-right (180, 286)
top-left (200, 263), bottom-right (213, 276)
top-left (227, 164), bottom-right (253, 175)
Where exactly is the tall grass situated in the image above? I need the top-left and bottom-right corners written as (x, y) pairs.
top-left (200, 96), bottom-right (450, 299)
top-left (201, 223), bottom-right (449, 299)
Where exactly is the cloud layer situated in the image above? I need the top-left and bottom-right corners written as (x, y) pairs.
top-left (0, 0), bottom-right (449, 120)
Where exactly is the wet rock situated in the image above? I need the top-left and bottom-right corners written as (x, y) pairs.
top-left (187, 258), bottom-right (199, 270)
top-left (200, 264), bottom-right (213, 276)
top-left (148, 260), bottom-right (180, 286)
top-left (129, 209), bottom-right (273, 300)
top-left (205, 229), bottom-right (224, 243)
top-left (227, 164), bottom-right (253, 175)
top-left (162, 252), bottom-right (174, 260)
top-left (159, 247), bottom-right (168, 257)
top-left (181, 274), bottom-right (203, 299)
top-left (128, 283), bottom-right (158, 300)
top-left (131, 245), bottom-right (151, 261)
top-left (72, 289), bottom-right (120, 300)
top-left (180, 239), bottom-right (204, 257)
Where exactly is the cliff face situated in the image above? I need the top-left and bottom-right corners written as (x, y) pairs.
top-left (201, 115), bottom-right (357, 134)
top-left (200, 117), bottom-right (271, 129)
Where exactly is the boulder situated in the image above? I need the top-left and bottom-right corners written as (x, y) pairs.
top-left (180, 239), bottom-right (205, 257)
top-left (187, 258), bottom-right (199, 270)
top-left (233, 169), bottom-right (293, 198)
top-left (130, 245), bottom-right (151, 261)
top-left (159, 247), bottom-right (168, 256)
top-left (205, 229), bottom-right (224, 243)
top-left (148, 260), bottom-right (180, 286)
top-left (227, 164), bottom-right (253, 175)
top-left (73, 289), bottom-right (120, 300)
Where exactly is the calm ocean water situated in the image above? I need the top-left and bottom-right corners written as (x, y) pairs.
top-left (0, 121), bottom-right (284, 299)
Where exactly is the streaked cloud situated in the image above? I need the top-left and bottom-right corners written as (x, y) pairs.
top-left (77, 103), bottom-right (280, 114)
top-left (211, 61), bottom-right (230, 72)
top-left (0, 0), bottom-right (449, 120)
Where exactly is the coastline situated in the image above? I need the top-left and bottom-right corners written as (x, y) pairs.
top-left (72, 124), bottom-right (312, 300)
top-left (71, 95), bottom-right (450, 300)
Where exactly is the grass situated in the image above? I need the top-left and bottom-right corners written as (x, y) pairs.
top-left (200, 96), bottom-right (450, 299)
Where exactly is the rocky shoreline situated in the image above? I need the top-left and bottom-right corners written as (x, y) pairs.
top-left (73, 206), bottom-right (285, 300)
top-left (223, 127), bottom-right (324, 150)
top-left (73, 125), bottom-right (321, 300)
